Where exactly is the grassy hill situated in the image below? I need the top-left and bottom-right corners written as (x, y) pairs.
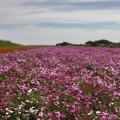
top-left (0, 40), bottom-right (24, 47)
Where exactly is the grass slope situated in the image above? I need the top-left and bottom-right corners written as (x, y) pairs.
top-left (0, 40), bottom-right (24, 47)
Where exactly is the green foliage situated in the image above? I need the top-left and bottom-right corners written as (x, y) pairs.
top-left (85, 39), bottom-right (113, 46)
top-left (85, 41), bottom-right (93, 45)
top-left (56, 42), bottom-right (71, 46)
top-left (0, 39), bottom-right (23, 47)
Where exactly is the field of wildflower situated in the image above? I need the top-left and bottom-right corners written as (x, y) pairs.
top-left (0, 47), bottom-right (120, 120)
top-left (0, 46), bottom-right (44, 54)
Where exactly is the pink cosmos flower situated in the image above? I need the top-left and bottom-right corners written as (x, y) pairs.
top-left (100, 116), bottom-right (106, 120)
top-left (47, 112), bottom-right (52, 117)
top-left (60, 113), bottom-right (65, 118)
top-left (37, 118), bottom-right (41, 120)
top-left (108, 114), bottom-right (118, 120)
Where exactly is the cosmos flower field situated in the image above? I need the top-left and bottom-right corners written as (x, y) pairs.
top-left (0, 47), bottom-right (120, 120)
top-left (0, 46), bottom-right (44, 54)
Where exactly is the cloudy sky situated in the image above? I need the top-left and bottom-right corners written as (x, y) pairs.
top-left (0, 0), bottom-right (120, 45)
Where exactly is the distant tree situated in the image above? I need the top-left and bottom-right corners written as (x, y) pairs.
top-left (85, 39), bottom-right (113, 46)
top-left (85, 41), bottom-right (93, 45)
top-left (0, 39), bottom-right (11, 43)
top-left (91, 41), bottom-right (99, 46)
top-left (118, 42), bottom-right (120, 47)
top-left (56, 42), bottom-right (71, 46)
top-left (97, 39), bottom-right (112, 44)
top-left (6, 40), bottom-right (11, 43)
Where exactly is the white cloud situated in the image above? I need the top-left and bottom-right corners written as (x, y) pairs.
top-left (67, 0), bottom-right (120, 2)
top-left (0, 0), bottom-right (120, 25)
top-left (1, 8), bottom-right (120, 25)
top-left (0, 26), bottom-right (120, 45)
top-left (0, 0), bottom-right (120, 45)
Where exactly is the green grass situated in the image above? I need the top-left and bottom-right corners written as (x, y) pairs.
top-left (0, 40), bottom-right (24, 47)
